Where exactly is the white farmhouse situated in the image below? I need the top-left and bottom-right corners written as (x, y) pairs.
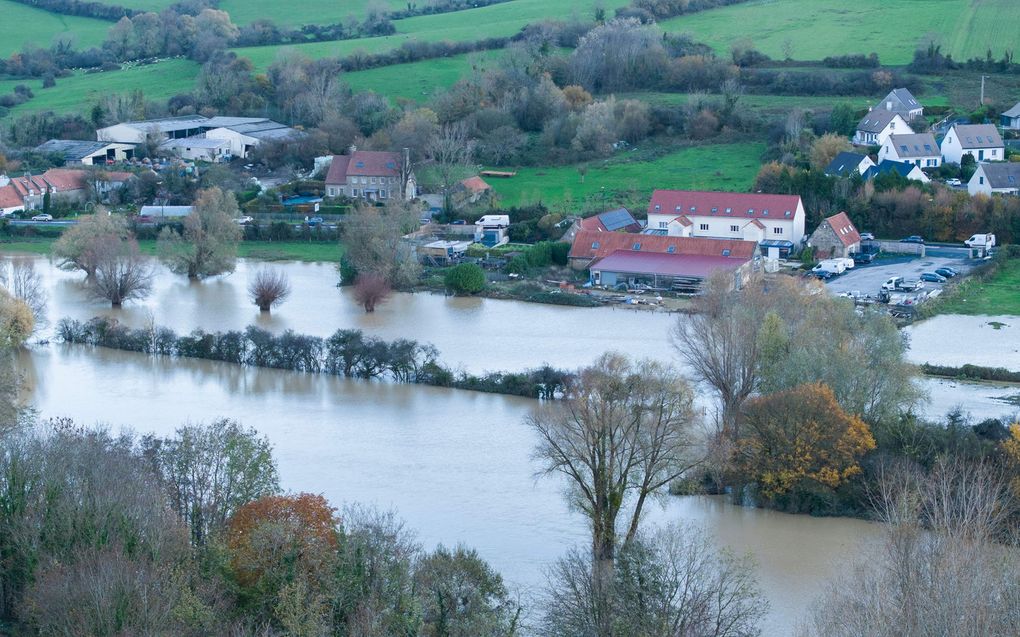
top-left (853, 110), bottom-right (912, 146)
top-left (940, 124), bottom-right (1005, 164)
top-left (968, 163), bottom-right (1020, 196)
top-left (879, 133), bottom-right (941, 168)
top-left (646, 190), bottom-right (806, 246)
top-left (873, 88), bottom-right (924, 120)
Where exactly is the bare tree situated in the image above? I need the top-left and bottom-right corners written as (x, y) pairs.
top-left (352, 273), bottom-right (391, 313)
top-left (425, 122), bottom-right (476, 213)
top-left (89, 235), bottom-right (154, 307)
top-left (248, 268), bottom-right (291, 313)
top-left (0, 258), bottom-right (47, 331)
top-left (528, 352), bottom-right (700, 630)
top-left (543, 522), bottom-right (768, 637)
top-left (672, 272), bottom-right (761, 441)
top-left (805, 459), bottom-right (1020, 637)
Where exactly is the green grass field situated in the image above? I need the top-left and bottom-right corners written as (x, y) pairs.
top-left (661, 0), bottom-right (1019, 66)
top-left (935, 259), bottom-right (1020, 316)
top-left (0, 0), bottom-right (112, 57)
top-left (0, 59), bottom-right (201, 117)
top-left (621, 91), bottom-right (880, 114)
top-left (487, 142), bottom-right (765, 210)
top-left (0, 236), bottom-right (344, 263)
top-left (236, 0), bottom-right (625, 69)
top-left (343, 49), bottom-right (505, 102)
top-left (219, 0), bottom-right (406, 27)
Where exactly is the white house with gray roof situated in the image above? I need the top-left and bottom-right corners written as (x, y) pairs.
top-left (35, 139), bottom-right (136, 165)
top-left (874, 88), bottom-right (923, 120)
top-left (1001, 103), bottom-right (1020, 130)
top-left (853, 110), bottom-right (912, 146)
top-left (879, 133), bottom-right (941, 168)
top-left (940, 124), bottom-right (1004, 164)
top-left (968, 163), bottom-right (1020, 196)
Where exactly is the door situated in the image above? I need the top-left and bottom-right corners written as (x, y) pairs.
top-left (979, 150), bottom-right (985, 161)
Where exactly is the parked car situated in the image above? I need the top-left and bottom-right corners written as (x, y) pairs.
top-left (964, 233), bottom-right (996, 249)
top-left (853, 252), bottom-right (876, 265)
top-left (233, 215), bottom-right (254, 225)
top-left (812, 270), bottom-right (836, 280)
top-left (307, 216), bottom-right (324, 226)
top-left (920, 272), bottom-right (946, 283)
top-left (450, 220), bottom-right (466, 225)
top-left (900, 235), bottom-right (925, 244)
top-left (935, 267), bottom-right (958, 278)
top-left (859, 232), bottom-right (875, 241)
top-left (30, 214), bottom-right (53, 222)
top-left (946, 178), bottom-right (962, 187)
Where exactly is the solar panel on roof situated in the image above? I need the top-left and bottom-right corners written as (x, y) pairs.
top-left (599, 209), bottom-right (634, 231)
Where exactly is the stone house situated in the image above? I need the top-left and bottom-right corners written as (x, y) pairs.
top-left (807, 212), bottom-right (861, 258)
top-left (324, 150), bottom-right (416, 201)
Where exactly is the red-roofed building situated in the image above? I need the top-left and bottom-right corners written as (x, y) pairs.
top-left (570, 229), bottom-right (760, 291)
top-left (0, 169), bottom-right (134, 215)
top-left (452, 175), bottom-right (493, 206)
top-left (324, 150), bottom-right (416, 201)
top-left (807, 212), bottom-right (862, 258)
top-left (646, 190), bottom-right (806, 246)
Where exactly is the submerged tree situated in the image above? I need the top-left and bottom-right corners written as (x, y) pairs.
top-left (340, 202), bottom-right (421, 289)
top-left (0, 258), bottom-right (46, 331)
top-left (528, 352), bottom-right (700, 633)
top-left (89, 235), bottom-right (154, 307)
top-left (158, 187), bottom-right (242, 279)
top-left (352, 272), bottom-right (391, 313)
top-left (51, 209), bottom-right (129, 278)
top-left (0, 289), bottom-right (33, 348)
top-left (248, 268), bottom-right (291, 312)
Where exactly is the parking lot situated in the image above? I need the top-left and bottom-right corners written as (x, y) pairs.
top-left (825, 254), bottom-right (976, 297)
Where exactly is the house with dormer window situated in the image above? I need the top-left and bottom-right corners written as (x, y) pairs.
top-left (940, 124), bottom-right (1005, 164)
top-left (873, 88), bottom-right (924, 120)
top-left (645, 190), bottom-right (806, 247)
top-left (324, 150), bottom-right (416, 201)
top-left (879, 133), bottom-right (941, 168)
top-left (853, 110), bottom-right (912, 146)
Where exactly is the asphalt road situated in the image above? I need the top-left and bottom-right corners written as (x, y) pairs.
top-left (825, 255), bottom-right (975, 296)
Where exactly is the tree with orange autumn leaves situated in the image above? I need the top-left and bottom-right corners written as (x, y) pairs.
top-left (736, 382), bottom-right (876, 500)
top-left (226, 492), bottom-right (340, 622)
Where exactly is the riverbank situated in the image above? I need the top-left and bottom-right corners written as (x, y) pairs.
top-left (921, 249), bottom-right (1020, 317)
top-left (0, 235), bottom-right (344, 263)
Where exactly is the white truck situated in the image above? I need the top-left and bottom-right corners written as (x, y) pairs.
top-left (882, 276), bottom-right (925, 292)
top-left (964, 234), bottom-right (996, 249)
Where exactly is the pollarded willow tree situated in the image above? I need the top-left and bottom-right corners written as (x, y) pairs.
top-left (158, 187), bottom-right (242, 280)
top-left (247, 268), bottom-right (291, 313)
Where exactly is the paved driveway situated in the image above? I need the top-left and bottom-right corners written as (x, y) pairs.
top-left (825, 255), bottom-right (975, 296)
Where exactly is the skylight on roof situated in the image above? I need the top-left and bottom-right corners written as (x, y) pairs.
top-left (711, 207), bottom-right (718, 213)
top-left (722, 249), bottom-right (731, 257)
top-left (784, 211), bottom-right (792, 217)
top-left (632, 243), bottom-right (641, 251)
top-left (667, 245), bottom-right (676, 253)
top-left (725, 208), bottom-right (732, 214)
top-left (654, 204), bottom-right (661, 211)
top-left (356, 161), bottom-right (365, 167)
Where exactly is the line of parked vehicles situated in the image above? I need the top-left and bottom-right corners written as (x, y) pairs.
top-left (810, 252), bottom-right (875, 279)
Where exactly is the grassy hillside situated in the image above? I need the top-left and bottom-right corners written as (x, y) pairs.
top-left (343, 50), bottom-right (504, 102)
top-left (219, 0), bottom-right (406, 26)
top-left (89, 0), bottom-right (175, 10)
top-left (0, 59), bottom-right (201, 117)
top-left (488, 142), bottom-right (765, 209)
top-left (236, 0), bottom-right (624, 69)
top-left (662, 0), bottom-right (1019, 66)
top-left (0, 0), bottom-right (112, 57)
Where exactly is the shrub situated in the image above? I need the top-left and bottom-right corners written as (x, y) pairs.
top-left (444, 263), bottom-right (486, 294)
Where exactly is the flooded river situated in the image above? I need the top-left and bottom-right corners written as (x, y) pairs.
top-left (6, 254), bottom-right (1018, 634)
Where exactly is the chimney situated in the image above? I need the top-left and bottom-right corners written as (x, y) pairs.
top-left (0, 174), bottom-right (8, 188)
top-left (348, 144), bottom-right (357, 154)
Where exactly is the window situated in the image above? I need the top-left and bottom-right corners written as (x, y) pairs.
top-left (711, 207), bottom-right (718, 213)
top-left (380, 190), bottom-right (387, 198)
top-left (654, 204), bottom-right (661, 211)
top-left (352, 189), bottom-right (359, 196)
top-left (699, 223), bottom-right (709, 231)
top-left (370, 177), bottom-right (377, 184)
top-left (722, 249), bottom-right (731, 257)
top-left (667, 245), bottom-right (676, 253)
top-left (591, 241), bottom-right (600, 249)
top-left (658, 221), bottom-right (668, 229)
top-left (773, 227), bottom-right (783, 235)
top-left (900, 145), bottom-right (908, 153)
top-left (730, 225), bottom-right (739, 232)
top-left (632, 243), bottom-right (641, 251)
top-left (979, 176), bottom-right (985, 185)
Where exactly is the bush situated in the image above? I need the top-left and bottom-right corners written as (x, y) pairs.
top-left (444, 263), bottom-right (486, 294)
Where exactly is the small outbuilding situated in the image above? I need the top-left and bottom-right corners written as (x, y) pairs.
top-left (808, 212), bottom-right (861, 258)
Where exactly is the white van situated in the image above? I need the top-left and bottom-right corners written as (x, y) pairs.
top-left (813, 259), bottom-right (847, 275)
top-left (965, 234), bottom-right (996, 249)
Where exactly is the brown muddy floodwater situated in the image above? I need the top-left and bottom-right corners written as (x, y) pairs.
top-left (8, 253), bottom-right (1016, 634)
